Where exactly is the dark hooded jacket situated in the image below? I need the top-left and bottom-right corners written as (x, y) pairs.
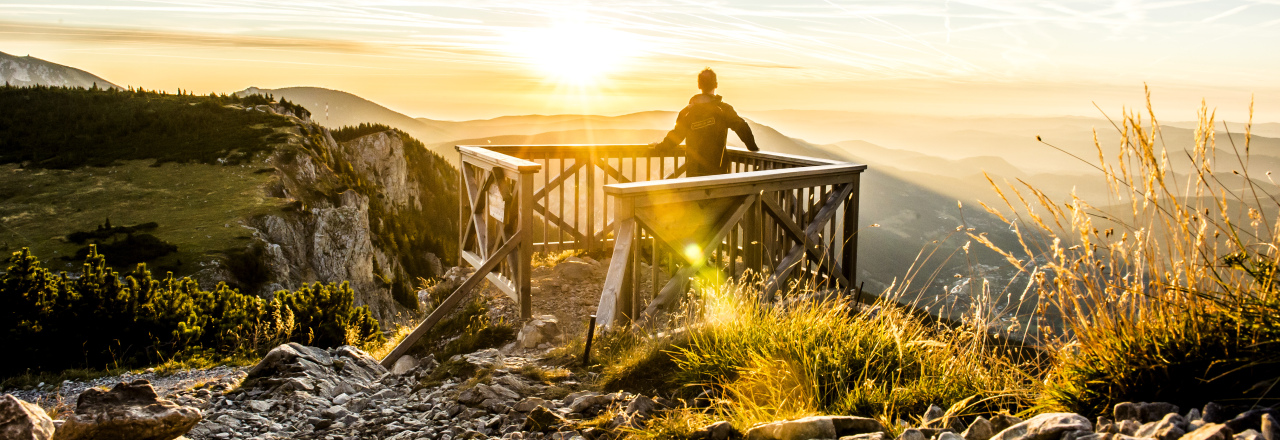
top-left (656, 93), bottom-right (758, 176)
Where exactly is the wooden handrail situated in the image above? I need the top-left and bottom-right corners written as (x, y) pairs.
top-left (457, 146), bottom-right (542, 173)
top-left (603, 163), bottom-right (866, 205)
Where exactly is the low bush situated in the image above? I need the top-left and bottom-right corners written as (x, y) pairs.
top-left (0, 246), bottom-right (384, 377)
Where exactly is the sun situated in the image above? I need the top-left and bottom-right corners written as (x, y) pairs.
top-left (509, 17), bottom-right (642, 86)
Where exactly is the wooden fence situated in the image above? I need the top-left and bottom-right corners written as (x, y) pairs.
top-left (379, 144), bottom-right (866, 367)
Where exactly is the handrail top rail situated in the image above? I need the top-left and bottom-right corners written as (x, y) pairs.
top-left (457, 145), bottom-right (542, 173)
top-left (604, 163), bottom-right (866, 204)
top-left (460, 144), bottom-right (844, 168)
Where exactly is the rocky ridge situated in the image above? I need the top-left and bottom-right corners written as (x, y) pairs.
top-left (195, 104), bottom-right (451, 322)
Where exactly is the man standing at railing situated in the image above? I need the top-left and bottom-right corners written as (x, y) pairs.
top-left (653, 68), bottom-right (759, 177)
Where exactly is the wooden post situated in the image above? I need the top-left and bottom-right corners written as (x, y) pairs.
top-left (519, 170), bottom-right (535, 320)
top-left (458, 155), bottom-right (467, 271)
top-left (616, 197), bottom-right (635, 325)
top-left (843, 175), bottom-right (860, 290)
top-left (744, 194), bottom-right (762, 276)
top-left (586, 150), bottom-right (597, 253)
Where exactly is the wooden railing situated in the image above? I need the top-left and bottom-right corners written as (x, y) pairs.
top-left (380, 143), bottom-right (865, 366)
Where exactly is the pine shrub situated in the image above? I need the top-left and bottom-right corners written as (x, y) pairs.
top-left (0, 246), bottom-right (384, 376)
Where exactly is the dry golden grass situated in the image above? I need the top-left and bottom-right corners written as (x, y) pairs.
top-left (977, 88), bottom-right (1280, 415)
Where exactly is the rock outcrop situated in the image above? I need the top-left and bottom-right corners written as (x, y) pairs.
top-left (52, 379), bottom-right (200, 440)
top-left (0, 394), bottom-right (55, 440)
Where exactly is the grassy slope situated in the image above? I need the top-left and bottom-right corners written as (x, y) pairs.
top-left (0, 159), bottom-right (288, 275)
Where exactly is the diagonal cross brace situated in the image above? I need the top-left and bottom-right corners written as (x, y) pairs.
top-left (638, 193), bottom-right (759, 321)
top-left (380, 231), bottom-right (523, 368)
top-left (762, 184), bottom-right (853, 301)
top-left (761, 187), bottom-right (850, 287)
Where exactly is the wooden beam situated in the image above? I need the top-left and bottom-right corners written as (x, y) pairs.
top-left (533, 203), bottom-right (589, 244)
top-left (596, 158), bottom-right (632, 184)
top-left (461, 251), bottom-right (518, 302)
top-left (381, 231), bottom-right (523, 368)
top-left (762, 187), bottom-right (852, 301)
top-left (760, 186), bottom-right (852, 287)
top-left (843, 175), bottom-right (860, 290)
top-left (595, 217), bottom-right (636, 328)
top-left (531, 162), bottom-right (584, 202)
top-left (638, 194), bottom-right (758, 320)
top-left (518, 172), bottom-right (534, 319)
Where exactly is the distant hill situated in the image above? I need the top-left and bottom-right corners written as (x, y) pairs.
top-left (0, 86), bottom-right (458, 322)
top-left (0, 51), bottom-right (119, 89)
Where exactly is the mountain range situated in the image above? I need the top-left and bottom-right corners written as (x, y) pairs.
top-left (10, 52), bottom-right (1280, 325)
top-left (0, 51), bottom-right (119, 89)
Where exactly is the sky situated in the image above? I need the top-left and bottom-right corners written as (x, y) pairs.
top-left (2, 0), bottom-right (1278, 121)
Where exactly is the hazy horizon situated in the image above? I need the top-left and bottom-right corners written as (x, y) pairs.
top-left (2, 1), bottom-right (1277, 123)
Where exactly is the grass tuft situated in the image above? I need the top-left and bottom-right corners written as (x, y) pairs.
top-left (979, 90), bottom-right (1280, 415)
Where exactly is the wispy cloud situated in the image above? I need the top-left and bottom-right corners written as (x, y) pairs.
top-left (2, 0), bottom-right (1277, 88)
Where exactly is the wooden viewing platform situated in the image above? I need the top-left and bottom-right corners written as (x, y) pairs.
top-left (380, 144), bottom-right (867, 367)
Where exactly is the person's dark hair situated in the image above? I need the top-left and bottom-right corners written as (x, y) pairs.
top-left (698, 68), bottom-right (717, 92)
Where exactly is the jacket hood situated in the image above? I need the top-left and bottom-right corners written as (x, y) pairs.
top-left (689, 93), bottom-right (722, 105)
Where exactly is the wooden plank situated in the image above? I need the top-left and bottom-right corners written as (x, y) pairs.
top-left (843, 175), bottom-right (860, 288)
top-left (638, 194), bottom-right (758, 320)
top-left (586, 151), bottom-right (597, 253)
top-left (595, 217), bottom-right (636, 328)
top-left (724, 147), bottom-right (845, 167)
top-left (596, 158), bottom-right (633, 184)
top-left (533, 203), bottom-right (589, 243)
top-left (462, 166), bottom-right (494, 258)
top-left (457, 146), bottom-right (542, 173)
top-left (519, 172), bottom-right (534, 319)
top-left (606, 164), bottom-right (864, 207)
top-left (761, 188), bottom-right (851, 288)
top-left (461, 251), bottom-right (518, 302)
top-left (381, 231), bottom-right (523, 368)
top-left (762, 186), bottom-right (852, 301)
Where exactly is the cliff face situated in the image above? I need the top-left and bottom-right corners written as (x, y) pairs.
top-left (196, 107), bottom-right (458, 323)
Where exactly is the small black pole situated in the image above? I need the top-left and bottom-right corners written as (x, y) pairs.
top-left (582, 315), bottom-right (597, 367)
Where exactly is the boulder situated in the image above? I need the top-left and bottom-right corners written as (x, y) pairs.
top-left (1183, 423), bottom-right (1234, 440)
top-left (1135, 413), bottom-right (1186, 440)
top-left (991, 414), bottom-right (1024, 434)
top-left (989, 413), bottom-right (1092, 440)
top-left (963, 417), bottom-right (995, 440)
top-left (514, 397), bottom-right (551, 412)
top-left (554, 260), bottom-right (595, 282)
top-left (1204, 404), bottom-right (1227, 424)
top-left (841, 433), bottom-right (888, 440)
top-left (1117, 420), bottom-right (1141, 436)
top-left (391, 355), bottom-right (417, 375)
top-left (745, 416), bottom-right (835, 440)
top-left (1142, 404), bottom-right (1181, 424)
top-left (1115, 403), bottom-right (1141, 422)
top-left (524, 406), bottom-right (566, 432)
top-left (1260, 414), bottom-right (1277, 440)
top-left (923, 405), bottom-right (946, 427)
top-left (897, 428), bottom-right (927, 440)
top-left (0, 394), bottom-right (55, 440)
top-left (830, 416), bottom-right (885, 436)
top-left (743, 415), bottom-right (884, 440)
top-left (1227, 409), bottom-right (1280, 434)
top-left (52, 379), bottom-right (201, 440)
top-left (626, 396), bottom-right (658, 418)
top-left (518, 315), bottom-right (562, 349)
top-left (1237, 430), bottom-right (1263, 440)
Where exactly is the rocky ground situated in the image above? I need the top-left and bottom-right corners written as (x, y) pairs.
top-left (4, 338), bottom-right (1279, 440)
top-left (5, 257), bottom-right (1279, 440)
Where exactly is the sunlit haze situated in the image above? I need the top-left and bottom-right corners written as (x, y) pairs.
top-left (2, 1), bottom-right (1278, 121)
